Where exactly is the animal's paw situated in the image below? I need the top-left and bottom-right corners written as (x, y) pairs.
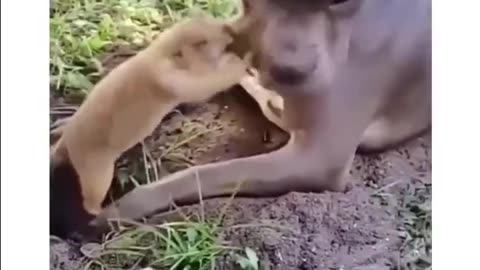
top-left (217, 53), bottom-right (248, 78)
top-left (243, 51), bottom-right (256, 68)
top-left (240, 69), bottom-right (260, 88)
top-left (238, 67), bottom-right (285, 128)
top-left (89, 206), bottom-right (115, 228)
top-left (267, 94), bottom-right (284, 114)
top-left (240, 68), bottom-right (282, 111)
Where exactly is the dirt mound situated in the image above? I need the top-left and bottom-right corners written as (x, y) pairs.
top-left (50, 87), bottom-right (431, 270)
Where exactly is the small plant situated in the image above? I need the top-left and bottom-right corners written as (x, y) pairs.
top-left (82, 186), bottom-right (262, 270)
top-left (398, 182), bottom-right (432, 269)
top-left (234, 247), bottom-right (259, 270)
top-left (82, 143), bottom-right (260, 270)
top-left (83, 221), bottom-right (245, 270)
top-left (375, 180), bottom-right (432, 270)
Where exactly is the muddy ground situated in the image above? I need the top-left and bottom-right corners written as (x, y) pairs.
top-left (50, 56), bottom-right (431, 270)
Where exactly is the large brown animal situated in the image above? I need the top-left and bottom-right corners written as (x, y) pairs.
top-left (92, 0), bottom-right (431, 228)
top-left (50, 16), bottom-right (248, 238)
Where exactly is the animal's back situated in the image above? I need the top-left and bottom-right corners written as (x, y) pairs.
top-left (350, 0), bottom-right (431, 151)
top-left (350, 0), bottom-right (431, 68)
top-left (63, 55), bottom-right (173, 154)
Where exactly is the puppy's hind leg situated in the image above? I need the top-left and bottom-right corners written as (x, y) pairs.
top-left (76, 154), bottom-right (116, 217)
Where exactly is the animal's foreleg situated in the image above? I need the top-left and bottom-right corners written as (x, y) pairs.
top-left (92, 141), bottom-right (313, 227)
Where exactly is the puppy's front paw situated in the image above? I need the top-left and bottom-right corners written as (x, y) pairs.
top-left (218, 53), bottom-right (248, 78)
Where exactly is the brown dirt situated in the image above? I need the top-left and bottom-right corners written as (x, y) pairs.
top-left (50, 56), bottom-right (431, 270)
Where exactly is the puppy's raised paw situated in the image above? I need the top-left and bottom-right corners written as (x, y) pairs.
top-left (217, 53), bottom-right (248, 78)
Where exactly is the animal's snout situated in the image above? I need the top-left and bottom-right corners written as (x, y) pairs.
top-left (261, 27), bottom-right (320, 85)
top-left (269, 60), bottom-right (317, 85)
top-left (269, 65), bottom-right (307, 85)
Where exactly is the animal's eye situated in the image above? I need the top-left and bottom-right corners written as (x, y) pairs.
top-left (330, 0), bottom-right (349, 5)
top-left (193, 40), bottom-right (208, 48)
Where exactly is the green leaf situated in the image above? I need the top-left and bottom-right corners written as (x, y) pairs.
top-left (186, 227), bottom-right (198, 244)
top-left (245, 247), bottom-right (259, 270)
top-left (88, 36), bottom-right (112, 51)
top-left (73, 19), bottom-right (89, 27)
top-left (65, 71), bottom-right (94, 91)
top-left (236, 257), bottom-right (252, 270)
top-left (235, 247), bottom-right (259, 270)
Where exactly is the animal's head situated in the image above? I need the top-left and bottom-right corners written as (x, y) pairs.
top-left (50, 150), bottom-right (98, 239)
top-left (238, 0), bottom-right (357, 93)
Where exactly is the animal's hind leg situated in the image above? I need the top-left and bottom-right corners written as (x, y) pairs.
top-left (359, 82), bottom-right (431, 152)
top-left (77, 155), bottom-right (115, 216)
top-left (359, 115), bottom-right (430, 153)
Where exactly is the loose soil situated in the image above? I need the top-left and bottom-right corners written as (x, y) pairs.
top-left (50, 54), bottom-right (431, 270)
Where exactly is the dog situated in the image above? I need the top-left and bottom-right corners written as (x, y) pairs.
top-left (91, 0), bottom-right (431, 229)
top-left (49, 16), bottom-right (248, 238)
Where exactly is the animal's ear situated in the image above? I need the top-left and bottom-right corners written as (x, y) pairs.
top-left (225, 0), bottom-right (257, 36)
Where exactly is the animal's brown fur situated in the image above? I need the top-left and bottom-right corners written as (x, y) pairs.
top-left (92, 0), bottom-right (431, 230)
top-left (50, 16), bottom-right (248, 238)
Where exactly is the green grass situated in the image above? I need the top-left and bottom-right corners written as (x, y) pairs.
top-left (97, 134), bottom-right (261, 270)
top-left (397, 182), bottom-right (432, 270)
top-left (373, 180), bottom-right (432, 270)
top-left (50, 0), bottom-right (240, 97)
top-left (82, 220), bottom-right (259, 270)
top-left (82, 181), bottom-right (259, 270)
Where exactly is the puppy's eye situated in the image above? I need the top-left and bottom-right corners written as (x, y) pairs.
top-left (193, 40), bottom-right (208, 48)
top-left (223, 25), bottom-right (236, 36)
top-left (330, 0), bottom-right (349, 5)
top-left (173, 49), bottom-right (183, 58)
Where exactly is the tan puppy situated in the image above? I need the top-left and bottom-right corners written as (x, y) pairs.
top-left (50, 16), bottom-right (247, 238)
